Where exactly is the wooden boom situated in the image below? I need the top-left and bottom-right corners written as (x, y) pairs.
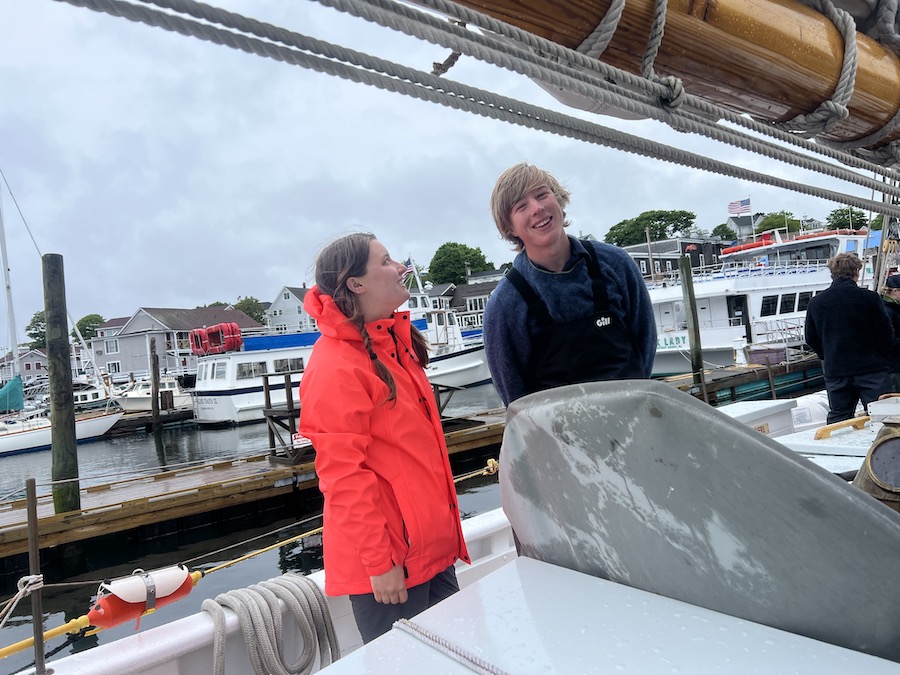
top-left (450, 0), bottom-right (900, 150)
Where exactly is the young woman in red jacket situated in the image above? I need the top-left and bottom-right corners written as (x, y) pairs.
top-left (299, 232), bottom-right (470, 643)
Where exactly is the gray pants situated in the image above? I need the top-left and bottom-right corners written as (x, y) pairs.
top-left (349, 564), bottom-right (459, 643)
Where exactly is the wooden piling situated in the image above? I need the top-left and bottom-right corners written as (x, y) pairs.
top-left (678, 256), bottom-right (705, 390)
top-left (43, 254), bottom-right (80, 513)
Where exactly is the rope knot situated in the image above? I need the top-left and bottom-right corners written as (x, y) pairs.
top-left (17, 574), bottom-right (43, 594)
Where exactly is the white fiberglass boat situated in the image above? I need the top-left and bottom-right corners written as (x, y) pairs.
top-left (112, 376), bottom-right (192, 412)
top-left (0, 410), bottom-right (124, 456)
top-left (650, 229), bottom-right (876, 375)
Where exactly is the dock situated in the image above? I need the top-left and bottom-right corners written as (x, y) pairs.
top-left (0, 409), bottom-right (505, 561)
top-left (660, 354), bottom-right (824, 405)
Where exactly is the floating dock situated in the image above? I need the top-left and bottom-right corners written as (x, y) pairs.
top-left (660, 355), bottom-right (823, 405)
top-left (0, 410), bottom-right (505, 561)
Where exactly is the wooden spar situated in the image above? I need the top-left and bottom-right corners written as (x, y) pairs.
top-left (448, 0), bottom-right (900, 150)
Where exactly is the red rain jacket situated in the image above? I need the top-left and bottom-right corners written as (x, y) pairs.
top-left (299, 287), bottom-right (469, 596)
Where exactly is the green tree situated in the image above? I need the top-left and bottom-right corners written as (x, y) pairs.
top-left (71, 313), bottom-right (105, 341)
top-left (25, 311), bottom-right (46, 349)
top-left (428, 243), bottom-right (493, 285)
top-left (234, 296), bottom-right (266, 323)
top-left (711, 223), bottom-right (737, 240)
top-left (603, 210), bottom-right (696, 247)
top-left (754, 211), bottom-right (801, 234)
top-left (871, 214), bottom-right (884, 231)
top-left (825, 207), bottom-right (868, 230)
top-left (201, 301), bottom-right (228, 308)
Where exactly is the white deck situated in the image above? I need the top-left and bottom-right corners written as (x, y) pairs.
top-left (322, 557), bottom-right (899, 674)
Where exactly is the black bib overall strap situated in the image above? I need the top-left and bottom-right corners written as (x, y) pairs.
top-left (505, 243), bottom-right (645, 395)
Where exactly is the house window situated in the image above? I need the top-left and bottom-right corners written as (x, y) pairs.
top-left (779, 294), bottom-right (797, 313)
top-left (24, 363), bottom-right (31, 371)
top-left (665, 261), bottom-right (673, 272)
top-left (640, 260), bottom-right (647, 274)
top-left (298, 306), bottom-right (303, 314)
top-left (105, 339), bottom-right (119, 354)
top-left (108, 361), bottom-right (121, 374)
top-left (798, 291), bottom-right (814, 312)
top-left (284, 292), bottom-right (290, 299)
top-left (760, 295), bottom-right (778, 317)
top-left (654, 261), bottom-right (661, 274)
top-left (467, 297), bottom-right (487, 312)
top-left (699, 254), bottom-right (705, 267)
top-left (274, 358), bottom-right (304, 373)
top-left (236, 362), bottom-right (267, 379)
top-left (35, 363), bottom-right (43, 370)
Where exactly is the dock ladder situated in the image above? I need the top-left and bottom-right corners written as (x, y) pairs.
top-left (261, 371), bottom-right (312, 465)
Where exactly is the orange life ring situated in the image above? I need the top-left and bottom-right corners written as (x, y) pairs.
top-left (189, 328), bottom-right (209, 356)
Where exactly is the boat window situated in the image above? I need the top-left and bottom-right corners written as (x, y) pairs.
top-left (197, 363), bottom-right (206, 380)
top-left (213, 362), bottom-right (227, 380)
top-left (798, 291), bottom-right (814, 311)
top-left (760, 295), bottom-right (778, 317)
top-left (236, 362), bottom-right (267, 379)
top-left (437, 313), bottom-right (446, 326)
top-left (274, 358), bottom-right (304, 373)
top-left (409, 297), bottom-right (418, 308)
top-left (779, 294), bottom-right (797, 313)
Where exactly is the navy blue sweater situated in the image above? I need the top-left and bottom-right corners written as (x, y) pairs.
top-left (483, 237), bottom-right (656, 405)
top-left (804, 278), bottom-right (892, 377)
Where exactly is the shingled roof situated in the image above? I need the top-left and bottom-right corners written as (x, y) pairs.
top-left (132, 308), bottom-right (263, 332)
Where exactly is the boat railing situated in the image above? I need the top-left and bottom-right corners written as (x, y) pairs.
top-left (747, 319), bottom-right (809, 363)
top-left (645, 259), bottom-right (828, 289)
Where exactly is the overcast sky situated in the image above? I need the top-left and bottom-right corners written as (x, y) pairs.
top-left (0, 0), bottom-right (873, 348)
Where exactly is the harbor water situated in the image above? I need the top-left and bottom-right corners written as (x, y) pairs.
top-left (0, 384), bottom-right (504, 674)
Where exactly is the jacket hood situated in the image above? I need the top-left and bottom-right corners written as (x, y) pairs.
top-left (304, 285), bottom-right (411, 343)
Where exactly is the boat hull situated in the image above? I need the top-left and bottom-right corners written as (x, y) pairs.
top-left (0, 411), bottom-right (124, 456)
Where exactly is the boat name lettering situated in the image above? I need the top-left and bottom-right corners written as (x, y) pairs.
top-left (657, 335), bottom-right (688, 349)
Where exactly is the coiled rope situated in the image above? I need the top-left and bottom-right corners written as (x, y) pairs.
top-left (201, 572), bottom-right (340, 675)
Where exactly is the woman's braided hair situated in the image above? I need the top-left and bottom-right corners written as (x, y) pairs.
top-left (315, 232), bottom-right (429, 403)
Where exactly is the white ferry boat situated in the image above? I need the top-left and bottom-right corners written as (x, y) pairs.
top-left (649, 229), bottom-right (878, 376)
top-left (191, 293), bottom-right (490, 426)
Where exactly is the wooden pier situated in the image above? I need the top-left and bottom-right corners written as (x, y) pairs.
top-left (0, 410), bottom-right (505, 561)
top-left (660, 354), bottom-right (824, 406)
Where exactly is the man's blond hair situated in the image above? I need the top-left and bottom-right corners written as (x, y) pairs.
top-left (490, 163), bottom-right (571, 251)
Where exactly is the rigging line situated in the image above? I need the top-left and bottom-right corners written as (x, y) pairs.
top-left (78, 0), bottom-right (900, 188)
top-left (52, 0), bottom-right (900, 217)
top-left (0, 168), bottom-right (42, 258)
top-left (313, 0), bottom-right (900, 201)
top-left (400, 0), bottom-right (900, 176)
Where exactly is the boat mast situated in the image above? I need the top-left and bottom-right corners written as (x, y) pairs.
top-left (0, 191), bottom-right (19, 379)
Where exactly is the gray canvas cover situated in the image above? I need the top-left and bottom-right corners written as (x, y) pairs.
top-left (500, 379), bottom-right (900, 662)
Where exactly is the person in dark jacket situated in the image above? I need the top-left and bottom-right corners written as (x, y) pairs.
top-left (805, 253), bottom-right (893, 424)
top-left (483, 163), bottom-right (656, 406)
top-left (881, 274), bottom-right (900, 392)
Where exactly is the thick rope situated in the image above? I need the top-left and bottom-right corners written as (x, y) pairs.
top-left (201, 573), bottom-right (339, 675)
top-left (639, 0), bottom-right (684, 110)
top-left (394, 618), bottom-right (512, 675)
top-left (52, 0), bottom-right (900, 205)
top-left (776, 0), bottom-right (858, 137)
top-left (576, 0), bottom-right (625, 59)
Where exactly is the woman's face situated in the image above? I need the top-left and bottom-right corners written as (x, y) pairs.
top-left (351, 239), bottom-right (410, 321)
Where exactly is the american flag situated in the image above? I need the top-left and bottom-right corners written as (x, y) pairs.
top-left (728, 198), bottom-right (751, 215)
top-left (404, 258), bottom-right (415, 275)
